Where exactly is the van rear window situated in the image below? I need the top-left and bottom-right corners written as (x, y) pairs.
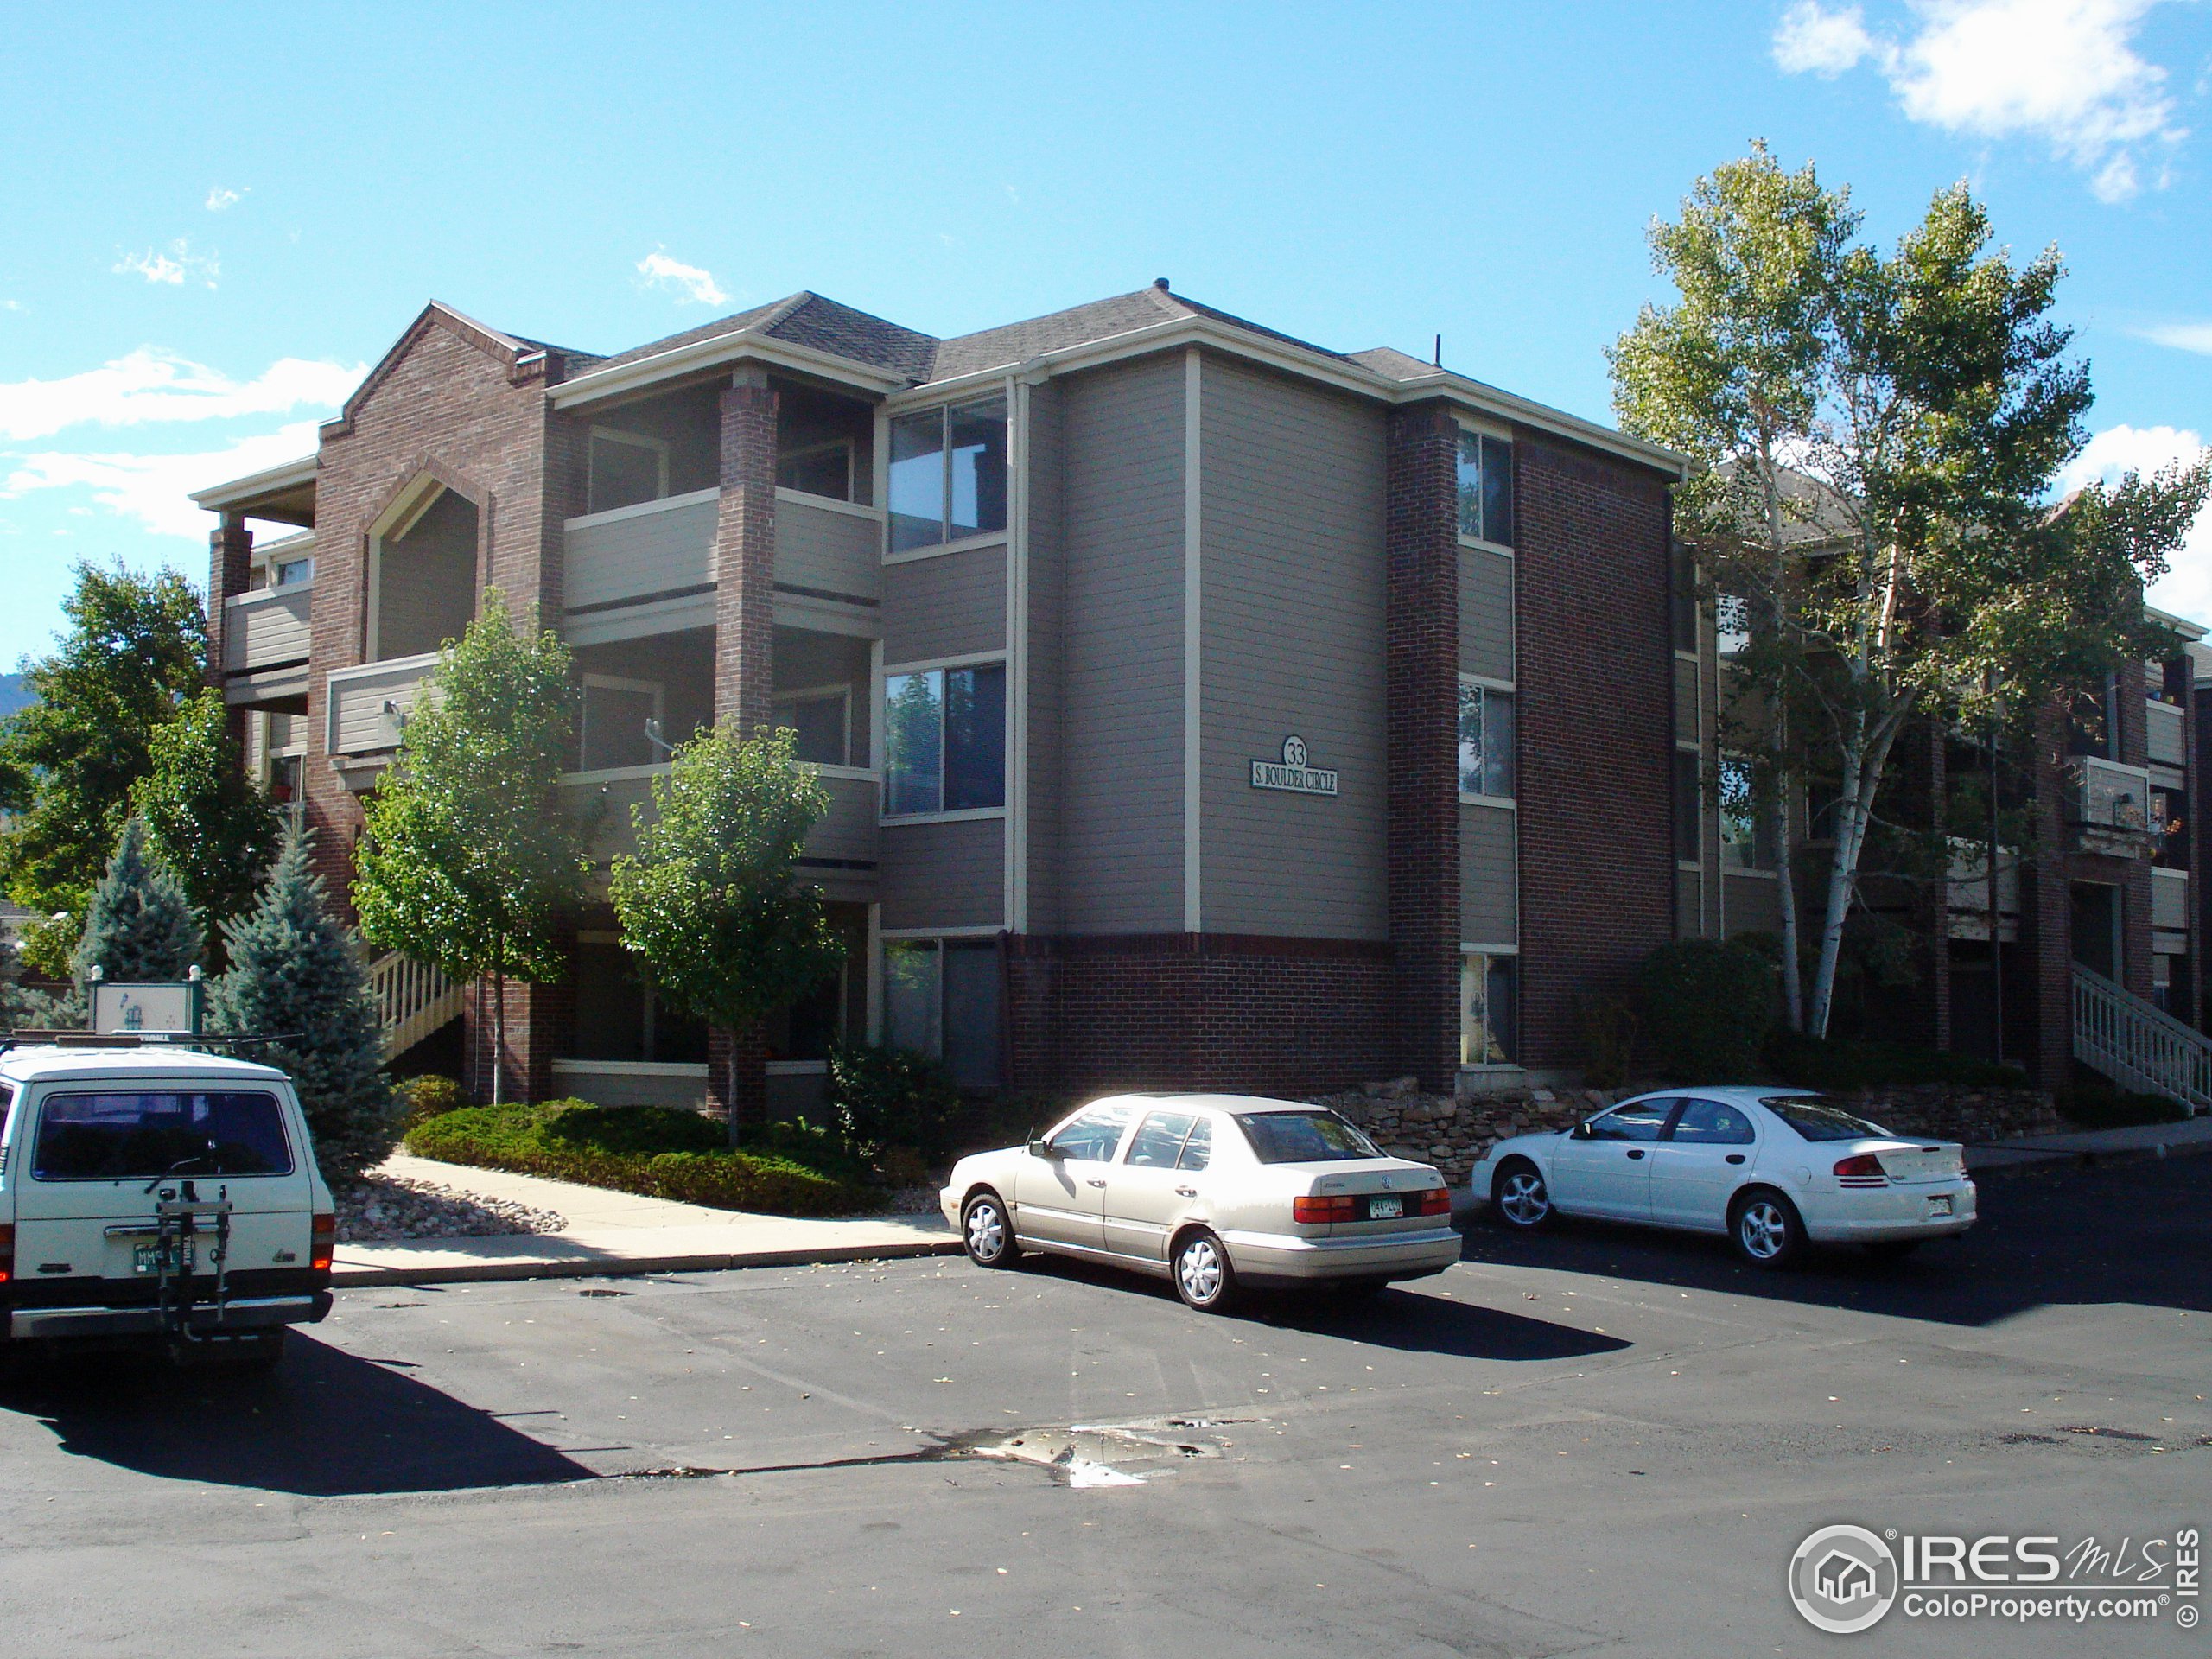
top-left (32, 1091), bottom-right (294, 1180)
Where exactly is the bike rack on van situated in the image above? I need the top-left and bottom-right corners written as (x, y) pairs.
top-left (145, 1181), bottom-right (235, 1346)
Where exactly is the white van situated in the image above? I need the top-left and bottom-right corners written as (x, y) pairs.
top-left (0, 1043), bottom-right (336, 1367)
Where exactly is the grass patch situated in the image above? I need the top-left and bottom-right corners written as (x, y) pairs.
top-left (405, 1100), bottom-right (878, 1217)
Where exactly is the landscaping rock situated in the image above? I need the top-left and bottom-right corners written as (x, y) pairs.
top-left (336, 1175), bottom-right (565, 1243)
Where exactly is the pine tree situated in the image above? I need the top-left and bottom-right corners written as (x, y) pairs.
top-left (212, 823), bottom-right (396, 1184)
top-left (73, 817), bottom-right (203, 988)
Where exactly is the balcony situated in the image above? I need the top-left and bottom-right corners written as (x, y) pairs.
top-left (565, 764), bottom-right (879, 884)
top-left (325, 653), bottom-right (439, 769)
top-left (559, 486), bottom-right (885, 642)
top-left (2152, 865), bottom-right (2190, 950)
top-left (2069, 755), bottom-right (2156, 854)
top-left (2146, 697), bottom-right (2186, 767)
top-left (220, 582), bottom-right (313, 701)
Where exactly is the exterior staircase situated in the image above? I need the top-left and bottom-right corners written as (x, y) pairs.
top-left (369, 950), bottom-right (465, 1061)
top-left (2071, 964), bottom-right (2212, 1116)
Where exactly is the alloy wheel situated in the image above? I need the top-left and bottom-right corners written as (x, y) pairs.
top-left (965, 1198), bottom-right (1007, 1264)
top-left (1498, 1168), bottom-right (1550, 1227)
top-left (1177, 1236), bottom-right (1224, 1305)
top-left (1738, 1199), bottom-right (1787, 1261)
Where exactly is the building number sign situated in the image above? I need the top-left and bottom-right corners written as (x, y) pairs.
top-left (1250, 734), bottom-right (1338, 797)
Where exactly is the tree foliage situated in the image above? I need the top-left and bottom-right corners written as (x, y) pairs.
top-left (0, 564), bottom-right (207, 976)
top-left (133, 689), bottom-right (279, 963)
top-left (74, 817), bottom-right (203, 989)
top-left (212, 824), bottom-right (397, 1184)
top-left (352, 594), bottom-right (586, 1102)
top-left (1611, 145), bottom-right (2210, 1037)
top-left (610, 724), bottom-right (844, 1134)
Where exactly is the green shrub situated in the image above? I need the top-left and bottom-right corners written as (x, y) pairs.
top-left (740, 1115), bottom-right (874, 1186)
top-left (2056, 1076), bottom-right (2188, 1129)
top-left (404, 1102), bottom-right (874, 1217)
top-left (538, 1101), bottom-right (728, 1156)
top-left (1637, 939), bottom-right (1778, 1081)
top-left (1767, 1032), bottom-right (2028, 1090)
top-left (397, 1074), bottom-right (468, 1130)
top-left (826, 1041), bottom-right (963, 1160)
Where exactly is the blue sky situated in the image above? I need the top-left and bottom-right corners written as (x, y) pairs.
top-left (1, 1), bottom-right (2207, 666)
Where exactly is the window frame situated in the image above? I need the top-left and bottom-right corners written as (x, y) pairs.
top-left (883, 395), bottom-right (1010, 563)
top-left (1459, 944), bottom-right (1519, 1069)
top-left (575, 673), bottom-right (666, 777)
top-left (878, 652), bottom-right (1009, 823)
top-left (586, 427), bottom-right (671, 516)
top-left (1717, 751), bottom-right (1778, 875)
top-left (1453, 419), bottom-right (1516, 555)
top-left (1457, 675), bottom-right (1517, 806)
top-left (772, 681), bottom-right (855, 771)
top-left (880, 931), bottom-right (1003, 1088)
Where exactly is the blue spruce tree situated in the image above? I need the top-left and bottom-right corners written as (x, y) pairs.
top-left (73, 817), bottom-right (203, 991)
top-left (211, 824), bottom-right (396, 1184)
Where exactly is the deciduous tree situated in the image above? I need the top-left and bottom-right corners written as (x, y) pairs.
top-left (133, 689), bottom-right (280, 963)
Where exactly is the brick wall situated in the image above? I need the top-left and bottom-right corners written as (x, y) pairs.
top-left (207, 516), bottom-right (255, 753)
top-left (1512, 435), bottom-right (1676, 1068)
top-left (1383, 403), bottom-right (1460, 1089)
top-left (1004, 933), bottom-right (1395, 1097)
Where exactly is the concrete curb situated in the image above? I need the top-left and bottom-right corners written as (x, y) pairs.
top-left (330, 1234), bottom-right (963, 1288)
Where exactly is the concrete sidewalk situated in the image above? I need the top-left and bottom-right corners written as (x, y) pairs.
top-left (1966, 1112), bottom-right (2212, 1169)
top-left (332, 1153), bottom-right (957, 1287)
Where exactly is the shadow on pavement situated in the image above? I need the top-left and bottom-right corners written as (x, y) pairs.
top-left (1458, 1151), bottom-right (2212, 1326)
top-left (1014, 1250), bottom-right (1628, 1359)
top-left (0, 1331), bottom-right (590, 1496)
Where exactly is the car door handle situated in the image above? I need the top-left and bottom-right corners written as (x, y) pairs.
top-left (1625, 1149), bottom-right (1646, 1160)
top-left (1086, 1178), bottom-right (1107, 1188)
top-left (1175, 1186), bottom-right (1198, 1198)
top-left (1726, 1154), bottom-right (1746, 1165)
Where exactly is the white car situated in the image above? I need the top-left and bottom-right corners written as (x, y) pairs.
top-left (939, 1094), bottom-right (1462, 1312)
top-left (1466, 1088), bottom-right (1976, 1268)
top-left (0, 1043), bottom-right (337, 1367)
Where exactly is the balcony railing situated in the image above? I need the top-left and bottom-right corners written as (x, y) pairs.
top-left (326, 652), bottom-right (440, 759)
top-left (559, 486), bottom-right (885, 620)
top-left (2069, 755), bottom-right (2154, 840)
top-left (2152, 865), bottom-right (2190, 934)
top-left (222, 582), bottom-right (313, 673)
top-left (564, 763), bottom-right (879, 873)
top-left (2146, 697), bottom-right (2186, 767)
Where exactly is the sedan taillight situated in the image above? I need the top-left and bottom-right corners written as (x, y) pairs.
top-left (310, 1211), bottom-right (335, 1272)
top-left (1413, 1187), bottom-right (1452, 1217)
top-left (1834, 1154), bottom-right (1888, 1187)
top-left (1294, 1194), bottom-right (1359, 1224)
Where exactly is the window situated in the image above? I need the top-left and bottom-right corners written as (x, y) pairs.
top-left (1584, 1099), bottom-right (1672, 1141)
top-left (571, 938), bottom-right (709, 1064)
top-left (34, 1091), bottom-right (292, 1180)
top-left (578, 676), bottom-right (664, 772)
top-left (771, 968), bottom-right (845, 1063)
top-left (1460, 952), bottom-right (1517, 1065)
top-left (888, 396), bottom-right (1007, 553)
top-left (1235, 1110), bottom-right (1380, 1164)
top-left (1718, 754), bottom-right (1776, 870)
top-left (1457, 682), bottom-right (1515, 799)
top-left (1715, 593), bottom-right (1751, 658)
top-left (588, 429), bottom-right (669, 514)
top-left (776, 439), bottom-right (854, 502)
top-left (773, 687), bottom-right (851, 768)
top-left (1674, 748), bottom-right (1701, 862)
top-left (1670, 543), bottom-right (1698, 653)
top-left (1046, 1103), bottom-right (1133, 1162)
top-left (1176, 1116), bottom-right (1212, 1172)
top-left (1762, 1096), bottom-right (1892, 1141)
top-left (1667, 1098), bottom-right (1755, 1145)
top-left (883, 937), bottom-right (1001, 1088)
top-left (1124, 1111), bottom-right (1198, 1168)
top-left (884, 663), bottom-right (1006, 816)
top-left (274, 556), bottom-right (314, 588)
top-left (1455, 428), bottom-right (1515, 548)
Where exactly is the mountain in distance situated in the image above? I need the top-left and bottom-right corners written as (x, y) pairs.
top-left (0, 673), bottom-right (32, 719)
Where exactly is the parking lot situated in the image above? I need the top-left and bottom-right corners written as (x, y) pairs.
top-left (1, 1151), bottom-right (2205, 1657)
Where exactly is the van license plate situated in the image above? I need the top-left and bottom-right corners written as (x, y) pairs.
top-left (1368, 1196), bottom-right (1403, 1219)
top-left (133, 1243), bottom-right (191, 1275)
top-left (1925, 1195), bottom-right (1953, 1217)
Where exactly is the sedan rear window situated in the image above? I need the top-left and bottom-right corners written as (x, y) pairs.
top-left (33, 1090), bottom-right (294, 1180)
top-left (1235, 1110), bottom-right (1379, 1165)
top-left (1762, 1096), bottom-right (1891, 1142)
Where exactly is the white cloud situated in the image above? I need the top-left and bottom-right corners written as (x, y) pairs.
top-left (2, 420), bottom-right (326, 541)
top-left (2134, 320), bottom-right (2212, 354)
top-left (636, 250), bottom-right (728, 306)
top-left (205, 186), bottom-right (245, 212)
top-left (0, 300), bottom-right (20, 314)
top-left (1772, 1), bottom-right (2186, 200)
top-left (114, 238), bottom-right (220, 288)
top-left (2060, 423), bottom-right (2212, 620)
top-left (0, 349), bottom-right (363, 443)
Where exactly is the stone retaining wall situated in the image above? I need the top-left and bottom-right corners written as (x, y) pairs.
top-left (1316, 1077), bottom-right (2059, 1187)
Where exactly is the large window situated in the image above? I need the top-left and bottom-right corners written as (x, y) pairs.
top-left (888, 396), bottom-right (1008, 553)
top-left (571, 939), bottom-right (708, 1064)
top-left (588, 429), bottom-right (669, 514)
top-left (1458, 681), bottom-right (1515, 799)
top-left (776, 439), bottom-right (854, 502)
top-left (884, 937), bottom-right (1001, 1088)
top-left (34, 1091), bottom-right (292, 1181)
top-left (884, 663), bottom-right (1006, 817)
top-left (1718, 754), bottom-right (1777, 870)
top-left (1456, 428), bottom-right (1515, 549)
top-left (1460, 952), bottom-right (1518, 1065)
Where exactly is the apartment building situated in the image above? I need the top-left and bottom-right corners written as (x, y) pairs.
top-left (192, 283), bottom-right (1689, 1116)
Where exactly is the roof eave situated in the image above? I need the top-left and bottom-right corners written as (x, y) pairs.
top-left (188, 454), bottom-right (320, 512)
top-left (548, 327), bottom-right (913, 410)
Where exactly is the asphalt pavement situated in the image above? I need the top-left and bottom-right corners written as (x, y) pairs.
top-left (0, 1153), bottom-right (2204, 1657)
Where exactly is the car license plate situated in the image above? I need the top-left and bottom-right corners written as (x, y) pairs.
top-left (133, 1242), bottom-right (191, 1275)
top-left (1925, 1195), bottom-right (1953, 1217)
top-left (1368, 1196), bottom-right (1403, 1220)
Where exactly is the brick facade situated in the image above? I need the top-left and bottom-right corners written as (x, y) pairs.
top-left (1512, 436), bottom-right (1677, 1069)
top-left (1382, 403), bottom-right (1461, 1090)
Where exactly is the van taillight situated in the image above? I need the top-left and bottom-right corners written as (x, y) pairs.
top-left (310, 1212), bottom-right (335, 1272)
top-left (0, 1221), bottom-right (12, 1285)
top-left (1834, 1154), bottom-right (1887, 1187)
top-left (1293, 1194), bottom-right (1358, 1224)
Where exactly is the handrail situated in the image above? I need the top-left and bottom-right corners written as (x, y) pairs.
top-left (2071, 963), bottom-right (2212, 1116)
top-left (368, 950), bottom-right (464, 1061)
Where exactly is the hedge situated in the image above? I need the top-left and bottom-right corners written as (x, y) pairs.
top-left (1766, 1032), bottom-right (2029, 1090)
top-left (405, 1101), bottom-right (877, 1217)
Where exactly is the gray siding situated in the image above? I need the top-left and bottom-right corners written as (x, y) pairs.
top-left (1059, 356), bottom-right (1186, 933)
top-left (1200, 356), bottom-right (1389, 940)
top-left (1023, 380), bottom-right (1066, 933)
top-left (1459, 804), bottom-right (1517, 946)
top-left (883, 543), bottom-right (1007, 664)
top-left (776, 493), bottom-right (880, 603)
top-left (378, 487), bottom-right (477, 661)
top-left (1458, 547), bottom-right (1514, 682)
top-left (880, 817), bottom-right (1004, 930)
top-left (563, 493), bottom-right (716, 613)
top-left (1675, 868), bottom-right (1702, 938)
top-left (1722, 872), bottom-right (1782, 935)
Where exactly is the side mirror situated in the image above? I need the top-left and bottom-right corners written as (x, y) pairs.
top-left (1027, 1138), bottom-right (1062, 1160)
top-left (1569, 1121), bottom-right (1593, 1141)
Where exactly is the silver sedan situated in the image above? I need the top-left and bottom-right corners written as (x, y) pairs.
top-left (939, 1095), bottom-right (1461, 1312)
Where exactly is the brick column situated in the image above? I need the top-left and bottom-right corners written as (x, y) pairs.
top-left (2018, 703), bottom-right (2073, 1090)
top-left (707, 367), bottom-right (779, 1128)
top-left (207, 513), bottom-right (254, 753)
top-left (466, 971), bottom-right (572, 1104)
top-left (1384, 403), bottom-right (1461, 1090)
